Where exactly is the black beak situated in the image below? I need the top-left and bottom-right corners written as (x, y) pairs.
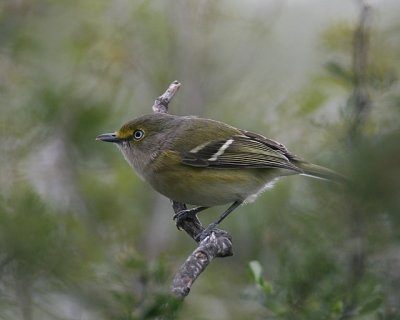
top-left (96, 132), bottom-right (121, 143)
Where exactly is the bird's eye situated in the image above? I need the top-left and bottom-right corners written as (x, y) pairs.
top-left (133, 129), bottom-right (144, 140)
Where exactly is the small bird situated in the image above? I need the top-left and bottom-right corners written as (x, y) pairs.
top-left (97, 112), bottom-right (342, 237)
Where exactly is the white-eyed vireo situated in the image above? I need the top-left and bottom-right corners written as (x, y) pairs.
top-left (97, 112), bottom-right (342, 234)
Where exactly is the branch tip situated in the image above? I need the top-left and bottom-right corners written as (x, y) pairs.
top-left (152, 80), bottom-right (182, 114)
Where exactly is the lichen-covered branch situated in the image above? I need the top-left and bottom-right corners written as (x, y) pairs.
top-left (171, 230), bottom-right (233, 299)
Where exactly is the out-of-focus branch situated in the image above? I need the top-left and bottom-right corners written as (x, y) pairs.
top-left (151, 81), bottom-right (233, 299)
top-left (349, 3), bottom-right (372, 137)
top-left (341, 3), bottom-right (372, 318)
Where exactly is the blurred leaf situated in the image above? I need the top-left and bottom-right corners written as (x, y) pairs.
top-left (325, 61), bottom-right (353, 85)
top-left (296, 85), bottom-right (328, 116)
top-left (331, 300), bottom-right (344, 315)
top-left (320, 22), bottom-right (353, 52)
top-left (248, 260), bottom-right (263, 285)
top-left (359, 296), bottom-right (383, 315)
top-left (248, 260), bottom-right (274, 294)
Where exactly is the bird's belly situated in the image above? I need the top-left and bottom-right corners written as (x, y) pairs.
top-left (147, 168), bottom-right (280, 207)
top-left (167, 181), bottom-right (247, 206)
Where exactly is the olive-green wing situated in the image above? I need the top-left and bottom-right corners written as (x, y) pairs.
top-left (180, 134), bottom-right (302, 172)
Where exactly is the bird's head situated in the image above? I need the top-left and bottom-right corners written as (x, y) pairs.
top-left (96, 113), bottom-right (177, 175)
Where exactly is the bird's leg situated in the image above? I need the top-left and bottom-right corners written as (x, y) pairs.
top-left (196, 200), bottom-right (243, 241)
top-left (173, 206), bottom-right (209, 230)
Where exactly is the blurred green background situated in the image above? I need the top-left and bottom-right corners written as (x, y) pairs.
top-left (1, 0), bottom-right (400, 319)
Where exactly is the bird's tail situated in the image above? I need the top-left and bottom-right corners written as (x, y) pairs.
top-left (294, 160), bottom-right (347, 183)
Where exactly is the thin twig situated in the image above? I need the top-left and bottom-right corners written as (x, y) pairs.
top-left (151, 81), bottom-right (234, 299)
top-left (152, 80), bottom-right (181, 114)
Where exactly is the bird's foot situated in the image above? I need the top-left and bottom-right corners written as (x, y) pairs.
top-left (173, 206), bottom-right (207, 230)
top-left (195, 222), bottom-right (221, 242)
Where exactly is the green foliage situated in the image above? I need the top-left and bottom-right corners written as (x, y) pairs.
top-left (247, 259), bottom-right (385, 319)
top-left (103, 254), bottom-right (182, 320)
top-left (0, 187), bottom-right (95, 278)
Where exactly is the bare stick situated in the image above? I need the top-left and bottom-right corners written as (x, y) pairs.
top-left (151, 81), bottom-right (234, 299)
top-left (152, 80), bottom-right (181, 114)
